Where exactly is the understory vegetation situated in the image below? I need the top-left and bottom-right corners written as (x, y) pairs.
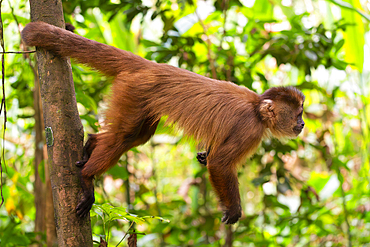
top-left (1, 0), bottom-right (370, 246)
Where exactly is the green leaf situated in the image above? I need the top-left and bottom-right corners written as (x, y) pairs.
top-left (250, 0), bottom-right (274, 21)
top-left (92, 204), bottom-right (169, 225)
top-left (76, 91), bottom-right (98, 114)
top-left (142, 215), bottom-right (171, 223)
top-left (340, 0), bottom-right (365, 72)
top-left (80, 114), bottom-right (99, 132)
top-left (107, 165), bottom-right (129, 180)
top-left (327, 0), bottom-right (370, 21)
top-left (307, 171), bottom-right (331, 193)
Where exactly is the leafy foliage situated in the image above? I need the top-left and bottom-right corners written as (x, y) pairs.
top-left (1, 0), bottom-right (370, 246)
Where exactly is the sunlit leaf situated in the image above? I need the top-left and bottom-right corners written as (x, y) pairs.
top-left (340, 0), bottom-right (365, 72)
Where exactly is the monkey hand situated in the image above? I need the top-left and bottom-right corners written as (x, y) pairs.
top-left (222, 204), bottom-right (242, 224)
top-left (76, 188), bottom-right (95, 218)
top-left (196, 151), bottom-right (208, 165)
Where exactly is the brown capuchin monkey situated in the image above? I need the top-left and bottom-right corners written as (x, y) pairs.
top-left (21, 22), bottom-right (305, 224)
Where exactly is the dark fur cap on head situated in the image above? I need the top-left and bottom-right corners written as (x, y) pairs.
top-left (261, 86), bottom-right (305, 106)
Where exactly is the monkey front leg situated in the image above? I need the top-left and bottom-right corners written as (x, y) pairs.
top-left (207, 162), bottom-right (242, 224)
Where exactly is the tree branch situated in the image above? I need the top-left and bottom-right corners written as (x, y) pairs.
top-left (194, 7), bottom-right (217, 79)
top-left (0, 50), bottom-right (36, 54)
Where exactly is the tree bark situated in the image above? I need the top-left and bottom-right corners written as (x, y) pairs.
top-left (28, 0), bottom-right (93, 246)
top-left (32, 64), bottom-right (56, 246)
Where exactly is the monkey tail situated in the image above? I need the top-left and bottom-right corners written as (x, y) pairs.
top-left (21, 22), bottom-right (148, 77)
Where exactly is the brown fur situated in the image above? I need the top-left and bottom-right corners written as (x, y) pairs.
top-left (21, 22), bottom-right (305, 224)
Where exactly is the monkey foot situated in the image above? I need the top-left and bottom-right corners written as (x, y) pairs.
top-left (196, 151), bottom-right (207, 165)
top-left (76, 190), bottom-right (95, 218)
top-left (222, 204), bottom-right (242, 224)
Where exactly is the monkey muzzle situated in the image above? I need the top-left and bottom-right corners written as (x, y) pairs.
top-left (293, 124), bottom-right (304, 136)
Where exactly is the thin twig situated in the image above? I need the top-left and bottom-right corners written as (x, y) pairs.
top-left (116, 220), bottom-right (135, 247)
top-left (0, 50), bottom-right (36, 54)
top-left (340, 178), bottom-right (352, 247)
top-left (219, 0), bottom-right (234, 82)
top-left (0, 0), bottom-right (6, 208)
top-left (7, 0), bottom-right (37, 70)
top-left (219, 0), bottom-right (229, 51)
top-left (6, 0), bottom-right (37, 76)
top-left (194, 7), bottom-right (217, 79)
top-left (7, 0), bottom-right (18, 25)
top-left (327, 0), bottom-right (370, 22)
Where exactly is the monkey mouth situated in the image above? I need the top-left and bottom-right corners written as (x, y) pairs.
top-left (293, 126), bottom-right (304, 135)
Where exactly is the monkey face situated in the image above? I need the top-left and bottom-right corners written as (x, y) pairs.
top-left (280, 102), bottom-right (305, 137)
top-left (260, 86), bottom-right (305, 139)
top-left (261, 99), bottom-right (305, 138)
top-left (292, 110), bottom-right (305, 136)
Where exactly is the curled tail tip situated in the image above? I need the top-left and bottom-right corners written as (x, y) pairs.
top-left (21, 22), bottom-right (36, 46)
top-left (21, 21), bottom-right (51, 47)
top-left (22, 22), bottom-right (71, 47)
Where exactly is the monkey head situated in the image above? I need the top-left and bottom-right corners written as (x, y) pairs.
top-left (259, 86), bottom-right (305, 138)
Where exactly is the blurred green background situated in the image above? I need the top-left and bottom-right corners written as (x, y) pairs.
top-left (1, 0), bottom-right (370, 246)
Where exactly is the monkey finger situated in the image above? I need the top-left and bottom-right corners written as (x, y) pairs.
top-left (222, 205), bottom-right (242, 224)
top-left (221, 214), bottom-right (229, 223)
top-left (76, 194), bottom-right (95, 217)
top-left (76, 160), bottom-right (87, 167)
top-left (196, 151), bottom-right (208, 165)
top-left (221, 213), bottom-right (240, 225)
top-left (76, 201), bottom-right (92, 217)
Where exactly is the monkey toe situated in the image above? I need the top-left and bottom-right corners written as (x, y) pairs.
top-left (76, 192), bottom-right (95, 217)
top-left (196, 151), bottom-right (208, 165)
top-left (222, 212), bottom-right (241, 224)
top-left (222, 204), bottom-right (242, 224)
top-left (76, 160), bottom-right (87, 167)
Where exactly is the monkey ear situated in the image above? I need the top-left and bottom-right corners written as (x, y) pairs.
top-left (259, 99), bottom-right (275, 121)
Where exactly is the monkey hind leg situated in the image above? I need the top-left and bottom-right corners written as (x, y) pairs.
top-left (131, 117), bottom-right (159, 147)
top-left (82, 117), bottom-right (159, 177)
top-left (76, 118), bottom-right (159, 217)
top-left (76, 131), bottom-right (137, 217)
top-left (75, 133), bottom-right (99, 217)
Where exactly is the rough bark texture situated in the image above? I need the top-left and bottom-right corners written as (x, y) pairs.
top-left (28, 0), bottom-right (93, 246)
top-left (33, 66), bottom-right (57, 246)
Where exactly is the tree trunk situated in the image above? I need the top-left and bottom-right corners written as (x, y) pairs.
top-left (28, 0), bottom-right (93, 246)
top-left (33, 65), bottom-right (57, 246)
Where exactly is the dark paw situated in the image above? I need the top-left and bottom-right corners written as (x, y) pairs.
top-left (65, 23), bottom-right (75, 32)
top-left (197, 151), bottom-right (207, 165)
top-left (76, 160), bottom-right (87, 167)
top-left (76, 134), bottom-right (97, 168)
top-left (221, 204), bottom-right (242, 224)
top-left (76, 192), bottom-right (95, 218)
